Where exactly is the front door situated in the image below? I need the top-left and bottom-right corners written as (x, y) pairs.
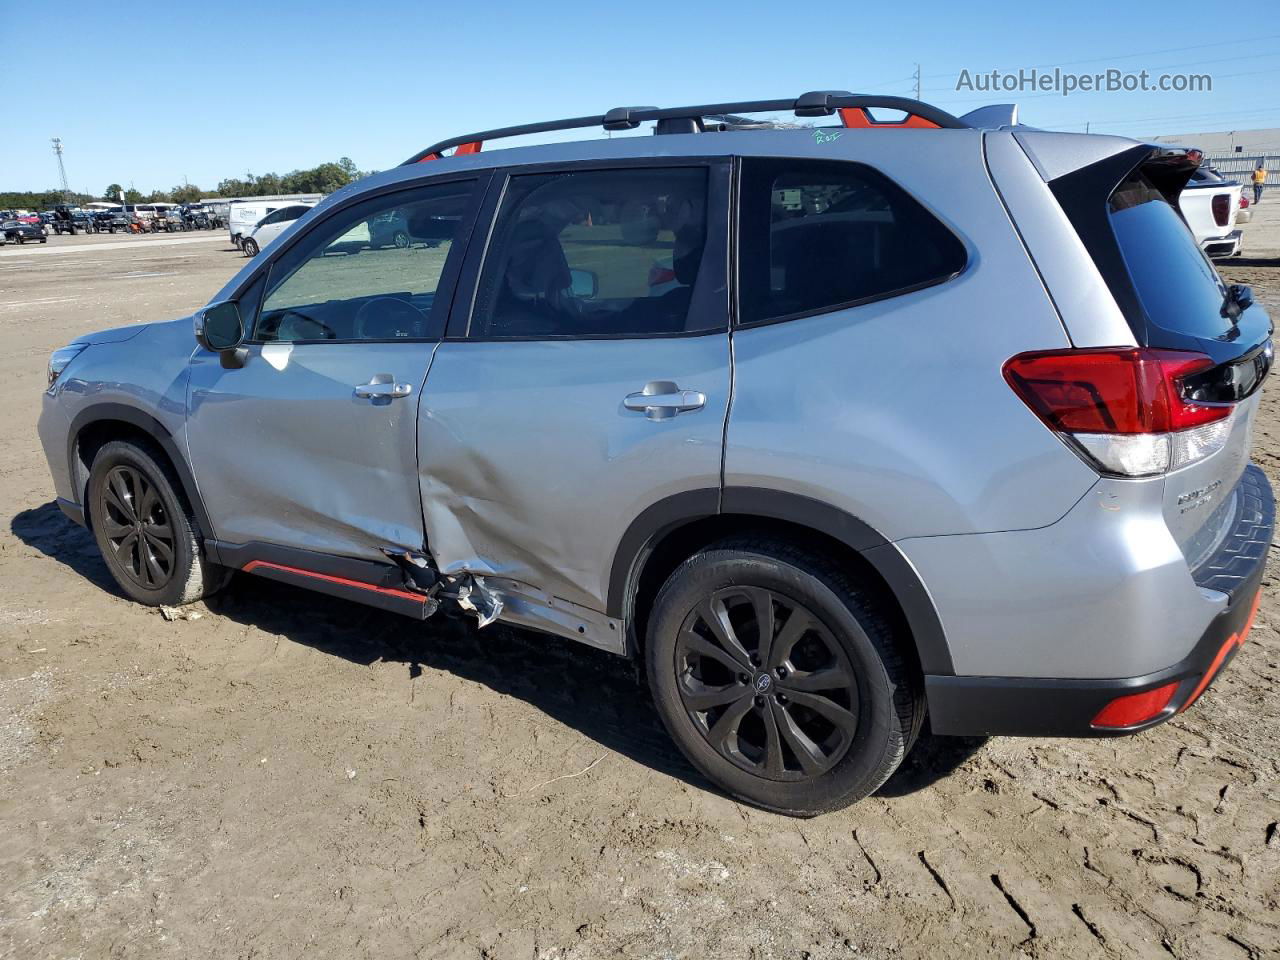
top-left (418, 162), bottom-right (732, 612)
top-left (186, 175), bottom-right (485, 560)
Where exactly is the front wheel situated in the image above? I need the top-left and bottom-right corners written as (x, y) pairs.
top-left (241, 237), bottom-right (259, 257)
top-left (646, 539), bottom-right (923, 816)
top-left (88, 440), bottom-right (229, 607)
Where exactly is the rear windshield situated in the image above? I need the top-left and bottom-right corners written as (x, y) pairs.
top-left (1109, 172), bottom-right (1227, 339)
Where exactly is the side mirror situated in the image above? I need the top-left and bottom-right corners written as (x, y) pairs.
top-left (194, 300), bottom-right (247, 368)
top-left (568, 268), bottom-right (598, 299)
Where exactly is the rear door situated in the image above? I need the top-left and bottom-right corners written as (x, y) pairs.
top-left (418, 160), bottom-right (732, 613)
top-left (186, 175), bottom-right (486, 560)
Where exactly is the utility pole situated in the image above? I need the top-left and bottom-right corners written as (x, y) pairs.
top-left (913, 63), bottom-right (921, 100)
top-left (51, 137), bottom-right (70, 202)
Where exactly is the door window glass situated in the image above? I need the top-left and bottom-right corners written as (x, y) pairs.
top-left (255, 181), bottom-right (476, 342)
top-left (738, 159), bottom-right (966, 324)
top-left (471, 168), bottom-right (709, 338)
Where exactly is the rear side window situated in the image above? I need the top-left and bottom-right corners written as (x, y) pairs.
top-left (1109, 172), bottom-right (1227, 339)
top-left (737, 158), bottom-right (965, 324)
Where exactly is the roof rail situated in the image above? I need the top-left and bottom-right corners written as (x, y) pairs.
top-left (402, 91), bottom-right (969, 164)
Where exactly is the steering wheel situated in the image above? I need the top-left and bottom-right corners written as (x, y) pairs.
top-left (353, 297), bottom-right (424, 340)
top-left (273, 308), bottom-right (337, 341)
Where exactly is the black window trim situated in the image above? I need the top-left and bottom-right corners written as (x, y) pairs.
top-left (731, 155), bottom-right (969, 331)
top-left (445, 156), bottom-right (732, 343)
top-left (232, 172), bottom-right (491, 346)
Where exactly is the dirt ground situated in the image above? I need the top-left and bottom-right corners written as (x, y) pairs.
top-left (1, 228), bottom-right (1279, 960)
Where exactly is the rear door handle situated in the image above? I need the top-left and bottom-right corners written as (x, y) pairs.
top-left (623, 380), bottom-right (707, 421)
top-left (354, 374), bottom-right (413, 399)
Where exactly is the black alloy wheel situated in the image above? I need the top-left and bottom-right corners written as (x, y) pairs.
top-left (99, 464), bottom-right (176, 590)
top-left (674, 586), bottom-right (859, 781)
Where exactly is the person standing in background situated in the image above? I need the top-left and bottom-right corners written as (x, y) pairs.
top-left (1253, 162), bottom-right (1267, 205)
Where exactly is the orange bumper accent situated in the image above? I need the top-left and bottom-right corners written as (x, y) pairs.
top-left (1179, 588), bottom-right (1261, 712)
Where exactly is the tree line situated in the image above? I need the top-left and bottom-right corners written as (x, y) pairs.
top-left (0, 157), bottom-right (373, 211)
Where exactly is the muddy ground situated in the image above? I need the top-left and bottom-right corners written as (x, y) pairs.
top-left (1, 230), bottom-right (1278, 960)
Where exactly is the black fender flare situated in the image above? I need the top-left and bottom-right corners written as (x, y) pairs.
top-left (66, 402), bottom-right (217, 543)
top-left (606, 486), bottom-right (953, 676)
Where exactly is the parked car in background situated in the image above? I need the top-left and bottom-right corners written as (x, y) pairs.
top-left (90, 209), bottom-right (131, 233)
top-left (50, 207), bottom-right (93, 234)
top-left (1180, 164), bottom-right (1243, 258)
top-left (2, 218), bottom-right (48, 243)
top-left (1237, 194), bottom-right (1252, 225)
top-left (241, 203), bottom-right (316, 256)
top-left (181, 205), bottom-right (213, 229)
top-left (228, 195), bottom-right (323, 249)
top-left (37, 92), bottom-right (1274, 816)
top-left (154, 207), bottom-right (187, 232)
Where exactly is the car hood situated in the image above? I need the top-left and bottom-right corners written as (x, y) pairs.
top-left (75, 322), bottom-right (153, 345)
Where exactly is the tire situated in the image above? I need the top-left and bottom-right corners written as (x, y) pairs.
top-left (241, 237), bottom-right (259, 257)
top-left (87, 440), bottom-right (229, 607)
top-left (392, 230), bottom-right (410, 249)
top-left (646, 538), bottom-right (924, 816)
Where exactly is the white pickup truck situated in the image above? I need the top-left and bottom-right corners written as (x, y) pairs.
top-left (1180, 165), bottom-right (1243, 259)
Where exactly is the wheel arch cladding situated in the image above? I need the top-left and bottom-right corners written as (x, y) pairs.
top-left (608, 487), bottom-right (953, 676)
top-left (68, 404), bottom-right (214, 542)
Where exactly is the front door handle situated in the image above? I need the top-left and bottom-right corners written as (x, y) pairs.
top-left (354, 374), bottom-right (413, 399)
top-left (623, 380), bottom-right (707, 421)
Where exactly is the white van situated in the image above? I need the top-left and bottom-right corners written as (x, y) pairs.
top-left (228, 194), bottom-right (323, 248)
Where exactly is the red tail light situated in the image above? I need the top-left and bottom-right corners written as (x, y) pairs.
top-left (1212, 194), bottom-right (1231, 226)
top-left (1092, 682), bottom-right (1178, 728)
top-left (1004, 348), bottom-right (1227, 433)
top-left (1004, 348), bottom-right (1234, 477)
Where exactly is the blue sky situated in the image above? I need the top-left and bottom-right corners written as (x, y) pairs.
top-left (3, 0), bottom-right (1277, 194)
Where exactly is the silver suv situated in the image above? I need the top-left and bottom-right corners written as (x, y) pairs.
top-left (38, 93), bottom-right (1274, 816)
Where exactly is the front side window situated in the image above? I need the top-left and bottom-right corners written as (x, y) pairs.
top-left (470, 167), bottom-right (710, 338)
top-left (254, 180), bottom-right (476, 342)
top-left (738, 159), bottom-right (966, 324)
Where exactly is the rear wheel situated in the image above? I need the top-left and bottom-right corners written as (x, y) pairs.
top-left (241, 237), bottom-right (259, 257)
top-left (646, 538), bottom-right (923, 816)
top-left (393, 230), bottom-right (410, 249)
top-left (88, 440), bottom-right (229, 607)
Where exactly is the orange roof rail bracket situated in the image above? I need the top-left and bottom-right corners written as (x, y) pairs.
top-left (839, 107), bottom-right (940, 129)
top-left (416, 141), bottom-right (484, 163)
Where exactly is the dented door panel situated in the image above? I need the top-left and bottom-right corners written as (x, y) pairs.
top-left (418, 336), bottom-right (729, 612)
top-left (187, 341), bottom-right (438, 559)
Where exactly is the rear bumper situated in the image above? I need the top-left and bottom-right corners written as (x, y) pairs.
top-left (1203, 229), bottom-right (1243, 259)
top-left (927, 464), bottom-right (1272, 737)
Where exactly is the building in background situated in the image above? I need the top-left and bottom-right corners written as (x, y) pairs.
top-left (1146, 128), bottom-right (1277, 195)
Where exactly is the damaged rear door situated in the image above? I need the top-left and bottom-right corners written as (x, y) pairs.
top-left (186, 175), bottom-right (487, 561)
top-left (418, 160), bottom-right (731, 624)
